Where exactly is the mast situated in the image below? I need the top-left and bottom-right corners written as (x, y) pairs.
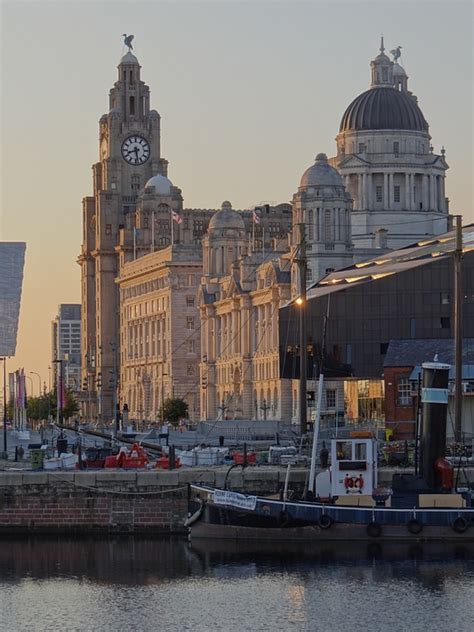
top-left (297, 222), bottom-right (307, 434)
top-left (454, 215), bottom-right (463, 442)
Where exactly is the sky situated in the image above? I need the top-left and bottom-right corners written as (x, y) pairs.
top-left (0, 0), bottom-right (473, 389)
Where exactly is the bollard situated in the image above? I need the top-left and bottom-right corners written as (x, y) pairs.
top-left (243, 442), bottom-right (248, 468)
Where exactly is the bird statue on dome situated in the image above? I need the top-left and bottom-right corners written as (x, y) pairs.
top-left (390, 46), bottom-right (402, 62)
top-left (122, 34), bottom-right (134, 52)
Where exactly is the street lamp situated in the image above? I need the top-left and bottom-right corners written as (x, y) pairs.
top-left (30, 371), bottom-right (41, 397)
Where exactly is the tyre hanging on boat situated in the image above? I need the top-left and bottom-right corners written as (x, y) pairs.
top-left (317, 514), bottom-right (333, 530)
top-left (367, 521), bottom-right (381, 538)
top-left (452, 516), bottom-right (469, 534)
top-left (407, 519), bottom-right (423, 535)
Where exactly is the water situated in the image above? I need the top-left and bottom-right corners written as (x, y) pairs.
top-left (0, 538), bottom-right (473, 632)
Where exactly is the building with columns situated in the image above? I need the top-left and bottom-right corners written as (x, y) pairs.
top-left (199, 202), bottom-right (292, 421)
top-left (117, 244), bottom-right (202, 423)
top-left (331, 39), bottom-right (449, 250)
top-left (80, 39), bottom-right (453, 425)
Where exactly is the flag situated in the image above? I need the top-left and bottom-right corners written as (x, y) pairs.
top-left (252, 208), bottom-right (261, 224)
top-left (172, 210), bottom-right (183, 224)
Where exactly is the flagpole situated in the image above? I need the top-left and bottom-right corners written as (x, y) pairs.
top-left (262, 226), bottom-right (265, 261)
top-left (151, 211), bottom-right (155, 253)
top-left (133, 227), bottom-right (136, 260)
top-left (171, 209), bottom-right (174, 246)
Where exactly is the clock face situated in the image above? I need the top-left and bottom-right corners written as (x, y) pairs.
top-left (121, 135), bottom-right (150, 165)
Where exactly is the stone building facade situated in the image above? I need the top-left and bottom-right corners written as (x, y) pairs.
top-left (80, 40), bottom-right (452, 425)
top-left (117, 244), bottom-right (202, 423)
top-left (78, 47), bottom-right (291, 422)
top-left (199, 203), bottom-right (292, 421)
top-left (331, 39), bottom-right (449, 250)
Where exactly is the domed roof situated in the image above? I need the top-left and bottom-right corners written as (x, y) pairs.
top-left (208, 201), bottom-right (245, 231)
top-left (300, 153), bottom-right (343, 188)
top-left (340, 87), bottom-right (428, 132)
top-left (144, 174), bottom-right (173, 195)
top-left (393, 63), bottom-right (407, 76)
top-left (120, 52), bottom-right (139, 65)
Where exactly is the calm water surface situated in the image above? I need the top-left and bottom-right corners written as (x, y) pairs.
top-left (0, 538), bottom-right (473, 632)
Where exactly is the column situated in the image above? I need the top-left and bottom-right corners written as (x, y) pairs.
top-left (362, 173), bottom-right (367, 210)
top-left (358, 174), bottom-right (363, 210)
top-left (438, 176), bottom-right (445, 213)
top-left (405, 173), bottom-right (410, 209)
top-left (383, 173), bottom-right (389, 209)
top-left (410, 174), bottom-right (415, 210)
top-left (437, 176), bottom-right (443, 212)
top-left (389, 173), bottom-right (394, 209)
top-left (367, 173), bottom-right (373, 209)
top-left (429, 174), bottom-right (435, 210)
top-left (422, 174), bottom-right (429, 211)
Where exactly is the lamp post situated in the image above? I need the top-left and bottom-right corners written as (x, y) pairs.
top-left (1, 357), bottom-right (7, 455)
top-left (52, 359), bottom-right (64, 425)
top-left (30, 371), bottom-right (41, 397)
top-left (160, 370), bottom-right (168, 424)
top-left (26, 375), bottom-right (33, 397)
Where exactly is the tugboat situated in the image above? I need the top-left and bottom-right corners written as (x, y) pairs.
top-left (186, 220), bottom-right (473, 541)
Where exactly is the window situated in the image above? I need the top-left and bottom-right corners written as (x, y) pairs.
top-left (441, 292), bottom-right (450, 305)
top-left (440, 317), bottom-right (450, 329)
top-left (187, 364), bottom-right (195, 376)
top-left (380, 342), bottom-right (389, 355)
top-left (358, 143), bottom-right (366, 153)
top-left (393, 142), bottom-right (399, 154)
top-left (394, 186), bottom-right (400, 203)
top-left (355, 443), bottom-right (367, 460)
top-left (376, 185), bottom-right (383, 202)
top-left (129, 96), bottom-right (135, 115)
top-left (186, 317), bottom-right (195, 330)
top-left (325, 267), bottom-right (334, 274)
top-left (326, 389), bottom-right (336, 409)
top-left (186, 296), bottom-right (195, 308)
top-left (336, 441), bottom-right (351, 460)
top-left (397, 377), bottom-right (412, 406)
top-left (131, 175), bottom-right (140, 191)
top-left (382, 67), bottom-right (388, 81)
top-left (187, 339), bottom-right (195, 353)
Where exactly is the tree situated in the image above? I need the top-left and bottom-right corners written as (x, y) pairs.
top-left (162, 397), bottom-right (188, 428)
top-left (26, 389), bottom-right (79, 421)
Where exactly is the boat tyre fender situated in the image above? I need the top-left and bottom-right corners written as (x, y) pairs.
top-left (452, 516), bottom-right (469, 534)
top-left (407, 519), bottom-right (423, 535)
top-left (367, 521), bottom-right (382, 538)
top-left (184, 500), bottom-right (204, 528)
top-left (279, 509), bottom-right (291, 527)
top-left (318, 514), bottom-right (333, 530)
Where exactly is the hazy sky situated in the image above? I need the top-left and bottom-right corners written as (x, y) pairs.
top-left (1, 0), bottom-right (472, 388)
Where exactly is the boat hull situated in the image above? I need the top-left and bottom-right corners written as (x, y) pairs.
top-left (188, 486), bottom-right (474, 542)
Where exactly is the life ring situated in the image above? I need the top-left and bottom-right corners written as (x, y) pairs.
top-left (184, 500), bottom-right (204, 527)
top-left (344, 475), bottom-right (353, 490)
top-left (318, 514), bottom-right (333, 530)
top-left (407, 519), bottom-right (423, 535)
top-left (367, 521), bottom-right (381, 538)
top-left (452, 516), bottom-right (469, 534)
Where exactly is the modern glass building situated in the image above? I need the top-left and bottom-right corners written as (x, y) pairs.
top-left (0, 242), bottom-right (26, 357)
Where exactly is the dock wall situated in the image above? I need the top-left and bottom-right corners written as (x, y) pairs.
top-left (0, 467), bottom-right (406, 535)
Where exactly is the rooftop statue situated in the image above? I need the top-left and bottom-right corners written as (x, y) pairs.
top-left (122, 34), bottom-right (134, 52)
top-left (390, 46), bottom-right (402, 62)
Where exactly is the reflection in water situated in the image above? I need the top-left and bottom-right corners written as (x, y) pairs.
top-left (0, 538), bottom-right (473, 632)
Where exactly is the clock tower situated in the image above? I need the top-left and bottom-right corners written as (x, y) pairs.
top-left (78, 44), bottom-right (168, 422)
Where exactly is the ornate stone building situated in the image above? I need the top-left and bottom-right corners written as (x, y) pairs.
top-left (117, 244), bottom-right (202, 423)
top-left (199, 203), bottom-right (292, 421)
top-left (80, 40), bottom-right (452, 424)
top-left (78, 47), bottom-right (292, 421)
top-left (331, 39), bottom-right (449, 249)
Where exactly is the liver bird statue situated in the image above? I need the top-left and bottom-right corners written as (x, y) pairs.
top-left (390, 46), bottom-right (402, 62)
top-left (122, 34), bottom-right (134, 52)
